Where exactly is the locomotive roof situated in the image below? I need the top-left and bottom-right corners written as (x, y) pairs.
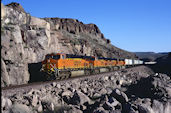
top-left (45, 53), bottom-right (121, 61)
top-left (66, 54), bottom-right (95, 60)
top-left (98, 57), bottom-right (117, 60)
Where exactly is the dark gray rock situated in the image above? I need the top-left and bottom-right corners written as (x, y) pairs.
top-left (41, 101), bottom-right (55, 111)
top-left (110, 89), bottom-right (128, 104)
top-left (102, 101), bottom-right (114, 110)
top-left (122, 103), bottom-right (136, 113)
top-left (73, 90), bottom-right (92, 105)
top-left (125, 73), bottom-right (171, 103)
top-left (93, 106), bottom-right (109, 113)
top-left (108, 97), bottom-right (120, 107)
top-left (138, 104), bottom-right (154, 113)
top-left (68, 106), bottom-right (83, 113)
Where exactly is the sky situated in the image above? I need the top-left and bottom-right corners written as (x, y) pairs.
top-left (2, 0), bottom-right (171, 53)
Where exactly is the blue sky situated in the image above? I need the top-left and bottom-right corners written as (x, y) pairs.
top-left (2, 0), bottom-right (171, 53)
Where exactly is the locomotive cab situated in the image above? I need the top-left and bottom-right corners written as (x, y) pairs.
top-left (41, 53), bottom-right (60, 73)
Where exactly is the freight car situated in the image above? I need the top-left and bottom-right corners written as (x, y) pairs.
top-left (41, 53), bottom-right (143, 80)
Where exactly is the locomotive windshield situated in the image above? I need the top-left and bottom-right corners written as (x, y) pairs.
top-left (52, 55), bottom-right (60, 59)
top-left (45, 55), bottom-right (52, 59)
top-left (45, 55), bottom-right (60, 60)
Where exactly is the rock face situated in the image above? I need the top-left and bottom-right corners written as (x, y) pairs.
top-left (1, 2), bottom-right (137, 87)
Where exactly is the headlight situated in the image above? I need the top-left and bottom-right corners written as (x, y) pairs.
top-left (51, 68), bottom-right (54, 72)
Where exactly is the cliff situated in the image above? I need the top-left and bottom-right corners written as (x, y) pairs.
top-left (1, 2), bottom-right (136, 87)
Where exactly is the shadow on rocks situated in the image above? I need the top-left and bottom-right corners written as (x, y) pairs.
top-left (147, 54), bottom-right (171, 76)
top-left (28, 62), bottom-right (47, 83)
top-left (124, 73), bottom-right (170, 102)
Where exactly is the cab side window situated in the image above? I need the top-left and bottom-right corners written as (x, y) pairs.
top-left (62, 55), bottom-right (65, 59)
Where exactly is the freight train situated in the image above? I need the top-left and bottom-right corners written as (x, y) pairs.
top-left (41, 53), bottom-right (143, 80)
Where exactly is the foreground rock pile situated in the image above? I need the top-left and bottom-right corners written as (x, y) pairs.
top-left (2, 66), bottom-right (171, 113)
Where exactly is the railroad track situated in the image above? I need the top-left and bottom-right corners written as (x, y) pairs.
top-left (2, 70), bottom-right (115, 91)
top-left (1, 66), bottom-right (139, 97)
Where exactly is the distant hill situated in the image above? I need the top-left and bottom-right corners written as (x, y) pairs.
top-left (134, 52), bottom-right (168, 61)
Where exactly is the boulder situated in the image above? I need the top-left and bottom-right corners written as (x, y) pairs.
top-left (37, 104), bottom-right (43, 112)
top-left (102, 101), bottom-right (114, 110)
top-left (104, 76), bottom-right (109, 81)
top-left (122, 103), bottom-right (136, 113)
top-left (99, 88), bottom-right (107, 95)
top-left (70, 90), bottom-right (92, 105)
top-left (41, 98), bottom-right (56, 111)
top-left (142, 98), bottom-right (151, 107)
top-left (108, 97), bottom-right (120, 107)
top-left (62, 90), bottom-right (72, 97)
top-left (6, 98), bottom-right (12, 108)
top-left (81, 87), bottom-right (88, 94)
top-left (106, 87), bottom-right (113, 95)
top-left (109, 76), bottom-right (115, 81)
top-left (164, 102), bottom-right (171, 113)
top-left (111, 89), bottom-right (128, 103)
top-left (10, 104), bottom-right (33, 113)
top-left (27, 88), bottom-right (41, 96)
top-left (62, 90), bottom-right (73, 104)
top-left (51, 82), bottom-right (57, 87)
top-left (138, 104), bottom-right (154, 113)
top-left (2, 97), bottom-right (6, 109)
top-left (93, 106), bottom-right (109, 113)
top-left (1, 97), bottom-right (12, 111)
top-left (67, 106), bottom-right (83, 113)
top-left (32, 95), bottom-right (38, 107)
top-left (57, 84), bottom-right (61, 89)
top-left (152, 100), bottom-right (164, 113)
top-left (92, 93), bottom-right (102, 99)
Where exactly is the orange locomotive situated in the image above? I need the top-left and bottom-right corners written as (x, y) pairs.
top-left (41, 53), bottom-right (125, 80)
